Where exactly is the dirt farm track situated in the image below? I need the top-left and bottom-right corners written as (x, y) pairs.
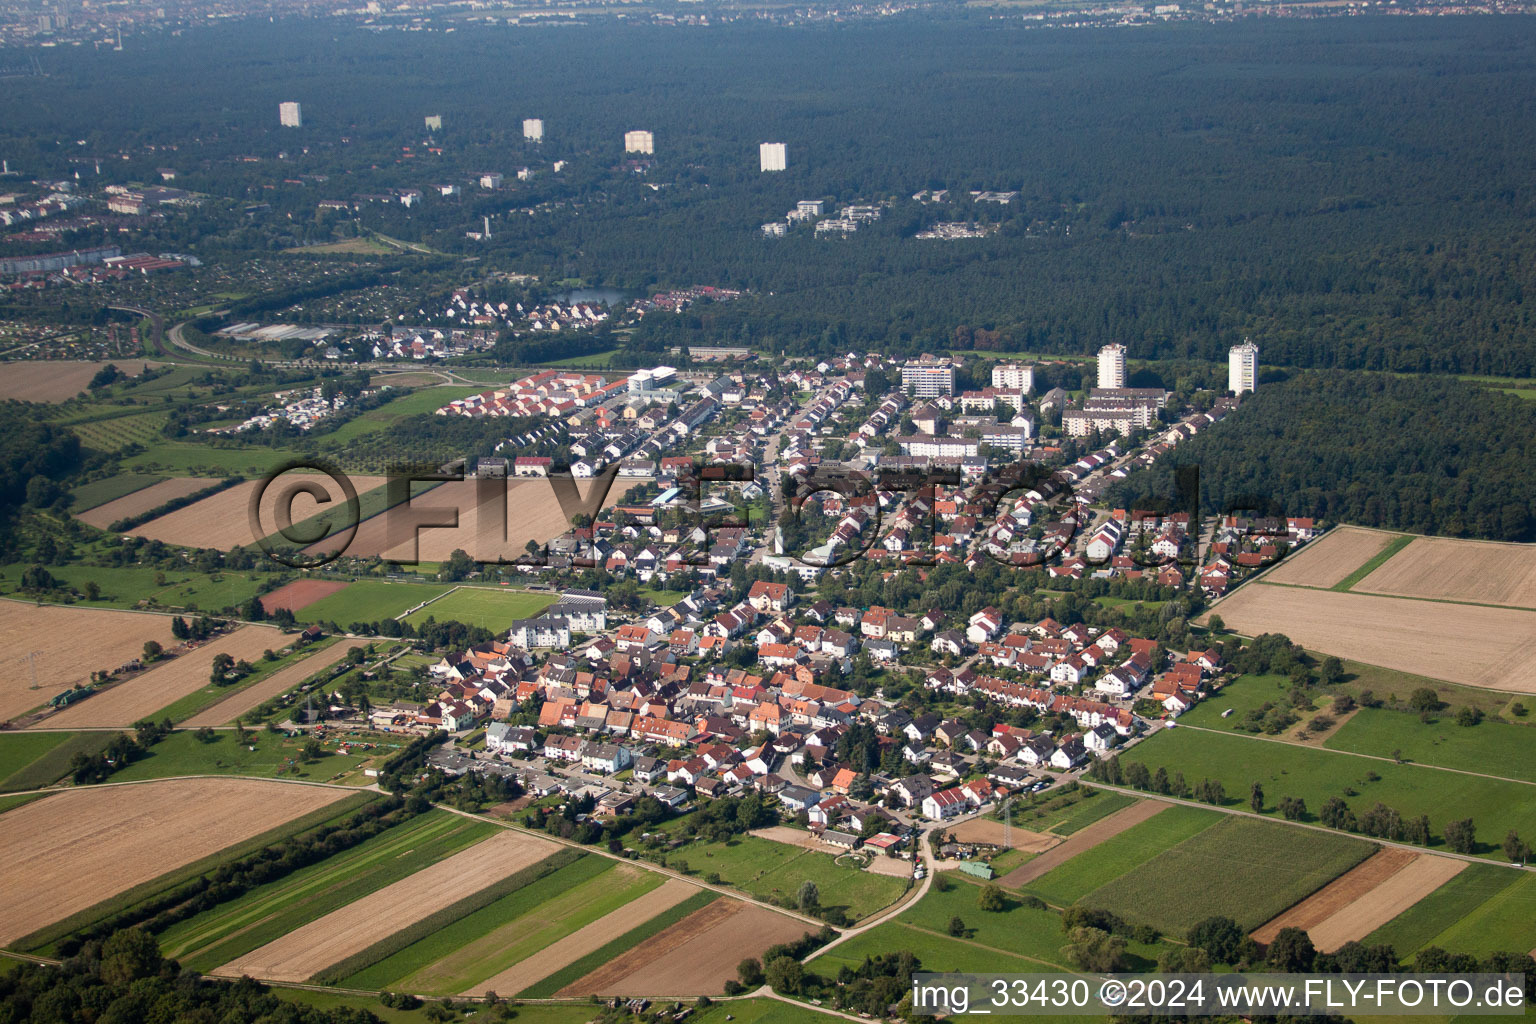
top-left (0, 778), bottom-right (350, 946)
top-left (1210, 584), bottom-right (1536, 693)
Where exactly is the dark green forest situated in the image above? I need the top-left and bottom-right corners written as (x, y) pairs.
top-left (3, 16), bottom-right (1536, 372)
top-left (1110, 373), bottom-right (1536, 541)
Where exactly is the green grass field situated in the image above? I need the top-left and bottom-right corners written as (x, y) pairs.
top-left (680, 836), bottom-right (908, 922)
top-left (1416, 872), bottom-right (1536, 957)
top-left (0, 563), bottom-right (269, 613)
top-left (108, 729), bottom-right (373, 784)
top-left (70, 473), bottom-right (166, 511)
top-left (123, 442), bottom-right (302, 477)
top-left (18, 791), bottom-right (378, 954)
top-left (1362, 863), bottom-right (1525, 958)
top-left (1174, 674), bottom-right (1295, 732)
top-left (899, 878), bottom-right (1073, 968)
top-left (1122, 726), bottom-right (1536, 855)
top-left (0, 732), bottom-right (116, 792)
top-left (1080, 816), bottom-right (1374, 934)
top-left (404, 587), bottom-right (554, 632)
top-left (297, 580), bottom-right (451, 625)
top-left (0, 792), bottom-right (48, 815)
top-left (273, 990), bottom-right (607, 1024)
top-left (814, 920), bottom-right (1064, 976)
top-left (1018, 805), bottom-right (1221, 906)
top-left (160, 809), bottom-right (497, 971)
top-left (71, 412), bottom-right (171, 452)
top-left (1324, 708), bottom-right (1536, 782)
top-left (537, 348), bottom-right (621, 368)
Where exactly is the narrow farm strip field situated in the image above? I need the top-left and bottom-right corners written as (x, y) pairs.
top-left (159, 810), bottom-right (495, 971)
top-left (1011, 804), bottom-right (1219, 905)
top-left (1411, 872), bottom-right (1536, 958)
top-left (0, 778), bottom-right (351, 947)
top-left (1362, 864), bottom-right (1527, 958)
top-left (1305, 855), bottom-right (1467, 953)
top-left (40, 625), bottom-right (282, 728)
top-left (998, 800), bottom-right (1168, 889)
top-left (214, 830), bottom-right (558, 982)
top-left (1250, 847), bottom-right (1418, 943)
top-left (467, 879), bottom-right (699, 996)
top-left (182, 639), bottom-right (369, 727)
top-left (1079, 816), bottom-right (1374, 934)
top-left (75, 477), bottom-right (215, 529)
top-left (129, 475), bottom-right (387, 550)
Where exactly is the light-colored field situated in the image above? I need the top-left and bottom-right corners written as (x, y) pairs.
top-left (75, 477), bottom-right (213, 529)
top-left (464, 878), bottom-right (698, 996)
top-left (40, 625), bottom-right (282, 728)
top-left (258, 579), bottom-right (350, 614)
top-left (0, 602), bottom-right (179, 722)
top-left (1210, 584), bottom-right (1536, 693)
top-left (1354, 536), bottom-right (1536, 609)
top-left (865, 855), bottom-right (915, 877)
top-left (0, 360), bottom-right (160, 402)
top-left (997, 800), bottom-right (1166, 889)
top-left (563, 901), bottom-right (811, 997)
top-left (1264, 527), bottom-right (1394, 589)
top-left (129, 475), bottom-right (387, 551)
top-left (0, 777), bottom-right (348, 945)
top-left (217, 830), bottom-right (558, 982)
top-left (750, 825), bottom-right (841, 852)
top-left (308, 477), bottom-right (637, 563)
top-left (1306, 855), bottom-right (1467, 953)
top-left (183, 640), bottom-right (368, 727)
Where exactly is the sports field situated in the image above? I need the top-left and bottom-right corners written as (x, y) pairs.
top-left (296, 580), bottom-right (451, 624)
top-left (1079, 815), bottom-right (1373, 933)
top-left (404, 587), bottom-right (555, 631)
top-left (1122, 727), bottom-right (1536, 852)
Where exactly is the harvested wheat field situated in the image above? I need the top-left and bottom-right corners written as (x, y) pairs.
top-left (129, 475), bottom-right (387, 550)
top-left (217, 830), bottom-right (558, 982)
top-left (308, 477), bottom-right (638, 564)
top-left (1355, 536), bottom-right (1536, 609)
top-left (998, 800), bottom-right (1167, 889)
top-left (258, 578), bottom-right (350, 614)
top-left (562, 900), bottom-right (811, 998)
top-left (0, 602), bottom-right (179, 722)
top-left (0, 777), bottom-right (347, 945)
top-left (40, 624), bottom-right (282, 728)
top-left (75, 477), bottom-right (215, 529)
top-left (0, 360), bottom-right (161, 403)
top-left (1264, 527), bottom-right (1397, 589)
top-left (1210, 584), bottom-right (1536, 692)
top-left (948, 816), bottom-right (1058, 852)
top-left (1252, 849), bottom-right (1465, 952)
top-left (183, 639), bottom-right (367, 727)
top-left (465, 878), bottom-right (698, 996)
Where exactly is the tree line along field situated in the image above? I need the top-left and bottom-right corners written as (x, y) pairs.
top-left (1117, 727), bottom-right (1536, 856)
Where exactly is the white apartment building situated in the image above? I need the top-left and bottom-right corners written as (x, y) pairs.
top-left (523, 118), bottom-right (544, 142)
top-left (279, 101), bottom-right (302, 128)
top-left (991, 362), bottom-right (1035, 394)
top-left (424, 114), bottom-right (442, 131)
top-left (624, 130), bottom-right (654, 155)
top-left (1098, 344), bottom-right (1126, 389)
top-left (901, 359), bottom-right (956, 398)
top-left (760, 142), bottom-right (787, 172)
top-left (1229, 340), bottom-right (1259, 395)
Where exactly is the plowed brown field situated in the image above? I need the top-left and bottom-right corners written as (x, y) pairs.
top-left (561, 900), bottom-right (812, 997)
top-left (0, 360), bottom-right (162, 402)
top-left (0, 602), bottom-right (179, 723)
top-left (257, 578), bottom-right (349, 614)
top-left (0, 777), bottom-right (348, 945)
